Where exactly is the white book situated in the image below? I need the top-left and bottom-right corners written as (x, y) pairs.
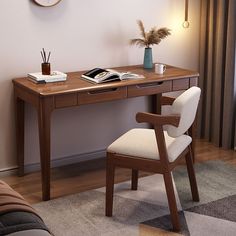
top-left (28, 71), bottom-right (67, 83)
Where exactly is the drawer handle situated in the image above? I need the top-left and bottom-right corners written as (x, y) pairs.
top-left (136, 82), bottom-right (163, 88)
top-left (88, 88), bottom-right (118, 95)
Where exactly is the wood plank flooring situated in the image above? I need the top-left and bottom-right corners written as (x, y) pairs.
top-left (1, 139), bottom-right (236, 205)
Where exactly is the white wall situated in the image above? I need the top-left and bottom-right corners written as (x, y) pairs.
top-left (0, 0), bottom-right (200, 170)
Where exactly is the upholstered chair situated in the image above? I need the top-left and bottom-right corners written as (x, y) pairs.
top-left (105, 86), bottom-right (201, 232)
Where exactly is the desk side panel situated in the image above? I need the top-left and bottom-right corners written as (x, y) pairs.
top-left (14, 84), bottom-right (39, 108)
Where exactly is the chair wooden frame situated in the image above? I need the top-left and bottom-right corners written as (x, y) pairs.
top-left (105, 96), bottom-right (199, 232)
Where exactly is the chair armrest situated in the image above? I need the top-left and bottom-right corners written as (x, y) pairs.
top-left (136, 112), bottom-right (180, 127)
top-left (161, 96), bottom-right (175, 106)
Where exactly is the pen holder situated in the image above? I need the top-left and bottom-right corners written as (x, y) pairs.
top-left (41, 63), bottom-right (51, 75)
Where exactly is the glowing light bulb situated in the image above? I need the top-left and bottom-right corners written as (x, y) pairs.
top-left (183, 21), bottom-right (190, 28)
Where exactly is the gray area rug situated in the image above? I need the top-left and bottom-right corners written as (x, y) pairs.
top-left (34, 160), bottom-right (236, 236)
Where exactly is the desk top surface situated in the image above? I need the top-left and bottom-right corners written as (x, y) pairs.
top-left (13, 65), bottom-right (199, 96)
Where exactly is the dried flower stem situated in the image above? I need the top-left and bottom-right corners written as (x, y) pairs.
top-left (130, 20), bottom-right (171, 48)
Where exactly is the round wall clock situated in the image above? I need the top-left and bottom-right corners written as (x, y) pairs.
top-left (33, 0), bottom-right (62, 7)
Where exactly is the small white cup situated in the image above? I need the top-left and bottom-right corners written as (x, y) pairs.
top-left (155, 63), bottom-right (166, 74)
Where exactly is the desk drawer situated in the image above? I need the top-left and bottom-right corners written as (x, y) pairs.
top-left (78, 87), bottom-right (127, 105)
top-left (190, 77), bottom-right (198, 87)
top-left (173, 78), bottom-right (189, 91)
top-left (128, 81), bottom-right (172, 97)
top-left (55, 93), bottom-right (78, 108)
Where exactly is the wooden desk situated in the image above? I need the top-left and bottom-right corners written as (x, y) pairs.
top-left (13, 65), bottom-right (199, 201)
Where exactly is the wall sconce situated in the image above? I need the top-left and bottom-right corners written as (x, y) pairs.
top-left (183, 0), bottom-right (190, 28)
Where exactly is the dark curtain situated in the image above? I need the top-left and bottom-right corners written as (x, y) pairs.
top-left (198, 0), bottom-right (236, 149)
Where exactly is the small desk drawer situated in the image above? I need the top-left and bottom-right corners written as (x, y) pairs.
top-left (78, 87), bottom-right (127, 105)
top-left (55, 93), bottom-right (78, 108)
top-left (173, 78), bottom-right (189, 91)
top-left (128, 81), bottom-right (172, 97)
top-left (190, 77), bottom-right (198, 87)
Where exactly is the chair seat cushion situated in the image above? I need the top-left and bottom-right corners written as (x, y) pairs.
top-left (107, 128), bottom-right (192, 162)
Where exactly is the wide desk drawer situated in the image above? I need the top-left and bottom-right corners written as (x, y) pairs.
top-left (78, 87), bottom-right (127, 105)
top-left (128, 81), bottom-right (172, 97)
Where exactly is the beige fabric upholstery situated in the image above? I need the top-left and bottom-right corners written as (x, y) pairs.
top-left (107, 128), bottom-right (192, 162)
top-left (166, 87), bottom-right (201, 138)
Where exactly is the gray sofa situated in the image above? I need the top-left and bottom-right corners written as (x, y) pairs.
top-left (0, 181), bottom-right (51, 236)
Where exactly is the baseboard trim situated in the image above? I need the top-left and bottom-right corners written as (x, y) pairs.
top-left (0, 149), bottom-right (106, 176)
top-left (0, 167), bottom-right (18, 177)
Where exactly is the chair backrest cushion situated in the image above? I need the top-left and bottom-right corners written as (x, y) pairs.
top-left (166, 86), bottom-right (201, 137)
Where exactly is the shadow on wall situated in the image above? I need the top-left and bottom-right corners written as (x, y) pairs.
top-left (0, 79), bottom-right (16, 168)
top-left (103, 22), bottom-right (130, 66)
top-left (29, 0), bottom-right (68, 21)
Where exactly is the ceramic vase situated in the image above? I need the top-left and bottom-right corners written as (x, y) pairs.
top-left (143, 47), bottom-right (153, 69)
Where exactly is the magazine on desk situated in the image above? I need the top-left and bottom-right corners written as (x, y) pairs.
top-left (27, 71), bottom-right (67, 84)
top-left (81, 68), bottom-right (144, 84)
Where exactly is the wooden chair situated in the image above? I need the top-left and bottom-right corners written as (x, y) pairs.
top-left (105, 86), bottom-right (201, 232)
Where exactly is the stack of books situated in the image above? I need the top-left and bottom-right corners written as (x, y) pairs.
top-left (27, 71), bottom-right (67, 84)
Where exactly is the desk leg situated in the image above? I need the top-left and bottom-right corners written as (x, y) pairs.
top-left (15, 96), bottom-right (25, 177)
top-left (38, 97), bottom-right (54, 201)
top-left (149, 94), bottom-right (162, 129)
top-left (151, 94), bottom-right (162, 114)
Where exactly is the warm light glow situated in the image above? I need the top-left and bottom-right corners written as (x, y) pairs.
top-left (168, 1), bottom-right (191, 32)
top-left (169, 11), bottom-right (185, 33)
top-left (183, 21), bottom-right (190, 28)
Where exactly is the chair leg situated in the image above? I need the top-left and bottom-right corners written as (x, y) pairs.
top-left (106, 158), bottom-right (115, 217)
top-left (185, 147), bottom-right (200, 202)
top-left (163, 172), bottom-right (181, 232)
top-left (131, 169), bottom-right (138, 190)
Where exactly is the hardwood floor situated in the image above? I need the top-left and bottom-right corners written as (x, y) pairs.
top-left (1, 139), bottom-right (236, 204)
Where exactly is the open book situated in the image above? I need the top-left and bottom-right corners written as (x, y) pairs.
top-left (81, 68), bottom-right (144, 84)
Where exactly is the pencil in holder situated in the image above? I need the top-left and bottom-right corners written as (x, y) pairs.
top-left (41, 63), bottom-right (51, 75)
